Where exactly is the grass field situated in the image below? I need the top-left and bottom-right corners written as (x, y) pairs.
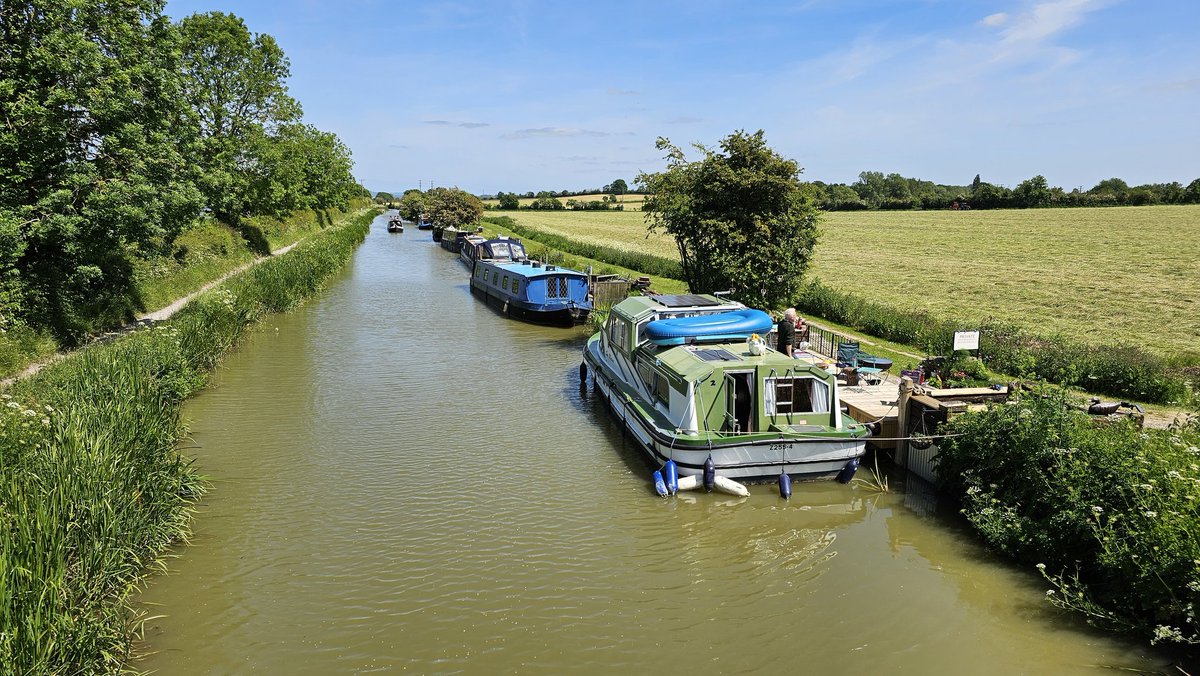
top-left (482, 193), bottom-right (646, 210)
top-left (500, 205), bottom-right (1200, 358)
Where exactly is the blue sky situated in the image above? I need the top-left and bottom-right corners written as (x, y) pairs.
top-left (163, 0), bottom-right (1199, 195)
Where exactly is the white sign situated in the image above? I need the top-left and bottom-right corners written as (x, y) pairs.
top-left (953, 330), bottom-right (980, 352)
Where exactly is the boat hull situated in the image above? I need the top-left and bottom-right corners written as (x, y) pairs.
top-left (471, 279), bottom-right (588, 326)
top-left (583, 339), bottom-right (866, 482)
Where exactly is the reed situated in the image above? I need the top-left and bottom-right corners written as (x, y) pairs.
top-left (0, 210), bottom-right (373, 673)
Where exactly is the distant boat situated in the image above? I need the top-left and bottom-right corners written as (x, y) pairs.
top-left (387, 216), bottom-right (404, 233)
top-left (468, 238), bottom-right (591, 325)
top-left (583, 294), bottom-right (870, 483)
top-left (417, 217), bottom-right (432, 230)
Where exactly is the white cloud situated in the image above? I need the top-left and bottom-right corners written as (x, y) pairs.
top-left (503, 127), bottom-right (611, 139)
top-left (981, 12), bottom-right (1008, 27)
top-left (1000, 0), bottom-right (1106, 45)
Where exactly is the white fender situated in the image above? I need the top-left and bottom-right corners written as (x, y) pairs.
top-left (676, 474), bottom-right (702, 492)
top-left (713, 475), bottom-right (750, 497)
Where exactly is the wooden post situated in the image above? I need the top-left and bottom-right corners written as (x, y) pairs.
top-left (896, 376), bottom-right (914, 467)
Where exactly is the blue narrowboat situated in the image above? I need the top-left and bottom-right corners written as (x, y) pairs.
top-left (469, 240), bottom-right (591, 325)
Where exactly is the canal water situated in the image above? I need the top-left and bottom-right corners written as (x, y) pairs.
top-left (137, 214), bottom-right (1168, 673)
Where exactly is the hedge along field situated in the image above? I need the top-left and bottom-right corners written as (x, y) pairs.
top-left (0, 210), bottom-right (374, 673)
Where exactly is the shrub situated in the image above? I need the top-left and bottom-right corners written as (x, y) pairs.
top-left (937, 388), bottom-right (1200, 643)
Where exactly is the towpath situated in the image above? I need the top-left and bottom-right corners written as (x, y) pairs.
top-left (2, 240), bottom-right (303, 388)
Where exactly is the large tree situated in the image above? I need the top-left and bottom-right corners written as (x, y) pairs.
top-left (397, 189), bottom-right (426, 221)
top-left (176, 11), bottom-right (301, 223)
top-left (639, 130), bottom-right (820, 309)
top-left (0, 0), bottom-right (203, 338)
top-left (424, 187), bottom-right (483, 228)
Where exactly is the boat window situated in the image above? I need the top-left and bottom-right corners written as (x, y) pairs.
top-left (493, 271), bottom-right (499, 285)
top-left (653, 372), bottom-right (670, 404)
top-left (607, 316), bottom-right (628, 350)
top-left (503, 276), bottom-right (509, 290)
top-left (764, 377), bottom-right (831, 415)
top-left (512, 279), bottom-right (520, 295)
top-left (490, 242), bottom-right (511, 258)
top-left (510, 243), bottom-right (526, 259)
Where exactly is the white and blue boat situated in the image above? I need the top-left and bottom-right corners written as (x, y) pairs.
top-left (469, 238), bottom-right (592, 325)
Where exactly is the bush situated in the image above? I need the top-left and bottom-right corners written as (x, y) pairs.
top-left (937, 388), bottom-right (1200, 644)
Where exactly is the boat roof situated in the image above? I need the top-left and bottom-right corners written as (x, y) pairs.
top-left (482, 260), bottom-right (587, 279)
top-left (612, 294), bottom-right (745, 321)
top-left (652, 341), bottom-right (831, 383)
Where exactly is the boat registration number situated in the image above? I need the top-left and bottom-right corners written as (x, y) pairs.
top-left (768, 443), bottom-right (792, 452)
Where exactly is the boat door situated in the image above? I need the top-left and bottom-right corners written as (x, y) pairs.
top-left (724, 371), bottom-right (754, 433)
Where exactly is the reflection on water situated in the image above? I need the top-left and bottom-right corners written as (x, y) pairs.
top-left (136, 215), bottom-right (1169, 674)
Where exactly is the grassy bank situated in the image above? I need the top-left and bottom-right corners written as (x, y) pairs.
top-left (0, 210), bottom-right (374, 673)
top-left (937, 388), bottom-right (1200, 647)
top-left (479, 216), bottom-right (687, 294)
top-left (0, 202), bottom-right (371, 380)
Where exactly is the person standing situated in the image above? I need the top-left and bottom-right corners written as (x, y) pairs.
top-left (778, 308), bottom-right (797, 357)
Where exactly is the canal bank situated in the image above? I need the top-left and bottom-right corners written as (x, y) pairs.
top-left (0, 210), bottom-right (374, 673)
top-left (136, 219), bottom-right (1172, 673)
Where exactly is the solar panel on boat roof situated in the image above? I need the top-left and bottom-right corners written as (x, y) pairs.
top-left (651, 294), bottom-right (722, 307)
top-left (689, 348), bottom-right (742, 362)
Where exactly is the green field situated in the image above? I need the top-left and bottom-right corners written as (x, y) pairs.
top-left (501, 206), bottom-right (1200, 357)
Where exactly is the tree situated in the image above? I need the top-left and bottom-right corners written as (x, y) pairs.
top-left (424, 187), bottom-right (483, 227)
top-left (397, 189), bottom-right (426, 221)
top-left (1185, 178), bottom-right (1200, 204)
top-left (496, 192), bottom-right (520, 209)
top-left (1013, 175), bottom-right (1050, 208)
top-left (177, 11), bottom-right (302, 223)
top-left (971, 174), bottom-right (982, 193)
top-left (528, 195), bottom-right (564, 210)
top-left (605, 178), bottom-right (628, 195)
top-left (639, 130), bottom-right (820, 309)
top-left (0, 0), bottom-right (203, 339)
top-left (374, 192), bottom-right (395, 203)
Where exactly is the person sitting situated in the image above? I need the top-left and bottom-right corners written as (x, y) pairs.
top-left (777, 308), bottom-right (797, 357)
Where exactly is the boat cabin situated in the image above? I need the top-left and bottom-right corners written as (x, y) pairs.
top-left (599, 294), bottom-right (842, 436)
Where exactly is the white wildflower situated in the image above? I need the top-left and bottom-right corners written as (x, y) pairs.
top-left (1091, 505), bottom-right (1104, 514)
top-left (1144, 511), bottom-right (1158, 518)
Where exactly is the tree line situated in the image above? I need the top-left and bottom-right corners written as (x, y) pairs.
top-left (805, 172), bottom-right (1200, 211)
top-left (0, 1), bottom-right (365, 343)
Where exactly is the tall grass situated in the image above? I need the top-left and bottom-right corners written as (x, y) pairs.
top-left (0, 210), bottom-right (373, 673)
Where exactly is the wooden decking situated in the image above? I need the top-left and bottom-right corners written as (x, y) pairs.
top-left (793, 349), bottom-right (902, 450)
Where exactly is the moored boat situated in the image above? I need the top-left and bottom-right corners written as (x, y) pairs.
top-left (469, 238), bottom-right (591, 325)
top-left (582, 294), bottom-right (870, 484)
top-left (440, 226), bottom-right (460, 251)
top-left (387, 216), bottom-right (404, 233)
top-left (457, 234), bottom-right (486, 265)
